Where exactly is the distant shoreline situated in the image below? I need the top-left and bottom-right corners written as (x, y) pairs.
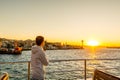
top-left (22, 48), bottom-right (84, 51)
top-left (106, 47), bottom-right (120, 49)
top-left (22, 47), bottom-right (120, 51)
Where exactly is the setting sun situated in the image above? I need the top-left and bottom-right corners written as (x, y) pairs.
top-left (87, 40), bottom-right (100, 46)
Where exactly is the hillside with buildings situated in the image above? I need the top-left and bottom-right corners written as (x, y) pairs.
top-left (0, 38), bottom-right (84, 50)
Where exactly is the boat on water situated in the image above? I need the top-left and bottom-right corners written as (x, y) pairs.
top-left (0, 47), bottom-right (22, 54)
top-left (0, 41), bottom-right (22, 54)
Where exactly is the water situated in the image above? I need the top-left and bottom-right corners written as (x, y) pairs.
top-left (0, 48), bottom-right (120, 80)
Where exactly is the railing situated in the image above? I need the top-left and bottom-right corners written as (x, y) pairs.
top-left (49, 59), bottom-right (120, 80)
top-left (0, 61), bottom-right (31, 80)
top-left (0, 59), bottom-right (120, 80)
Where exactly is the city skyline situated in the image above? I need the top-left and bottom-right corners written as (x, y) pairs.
top-left (0, 0), bottom-right (120, 46)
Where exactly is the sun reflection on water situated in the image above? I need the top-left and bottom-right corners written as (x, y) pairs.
top-left (87, 46), bottom-right (101, 72)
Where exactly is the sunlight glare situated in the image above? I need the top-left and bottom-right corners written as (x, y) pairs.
top-left (87, 40), bottom-right (99, 46)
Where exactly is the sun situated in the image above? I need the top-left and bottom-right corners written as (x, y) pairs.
top-left (87, 40), bottom-right (100, 46)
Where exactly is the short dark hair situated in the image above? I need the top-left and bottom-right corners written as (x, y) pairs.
top-left (36, 36), bottom-right (44, 46)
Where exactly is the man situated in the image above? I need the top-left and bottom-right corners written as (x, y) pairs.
top-left (31, 36), bottom-right (49, 80)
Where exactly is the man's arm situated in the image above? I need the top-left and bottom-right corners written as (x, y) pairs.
top-left (39, 50), bottom-right (49, 66)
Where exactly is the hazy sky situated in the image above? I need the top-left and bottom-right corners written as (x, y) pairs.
top-left (0, 0), bottom-right (120, 44)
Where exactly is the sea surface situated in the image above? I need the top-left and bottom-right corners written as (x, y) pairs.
top-left (0, 48), bottom-right (120, 80)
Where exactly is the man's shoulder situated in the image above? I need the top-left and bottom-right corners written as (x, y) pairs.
top-left (32, 45), bottom-right (37, 48)
top-left (32, 45), bottom-right (39, 49)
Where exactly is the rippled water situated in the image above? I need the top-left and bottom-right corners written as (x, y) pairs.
top-left (0, 48), bottom-right (120, 80)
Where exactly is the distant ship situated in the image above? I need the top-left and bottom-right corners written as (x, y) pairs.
top-left (0, 47), bottom-right (22, 54)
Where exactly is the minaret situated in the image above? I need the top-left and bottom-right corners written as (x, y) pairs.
top-left (81, 40), bottom-right (84, 49)
top-left (0, 41), bottom-right (2, 48)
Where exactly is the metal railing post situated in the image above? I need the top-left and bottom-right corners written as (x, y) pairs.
top-left (84, 59), bottom-right (87, 80)
top-left (28, 61), bottom-right (31, 80)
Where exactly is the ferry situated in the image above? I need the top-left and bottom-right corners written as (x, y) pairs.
top-left (0, 47), bottom-right (22, 54)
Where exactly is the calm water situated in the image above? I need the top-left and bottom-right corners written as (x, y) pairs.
top-left (0, 48), bottom-right (120, 80)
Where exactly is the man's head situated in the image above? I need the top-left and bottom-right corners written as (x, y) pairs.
top-left (36, 36), bottom-right (44, 46)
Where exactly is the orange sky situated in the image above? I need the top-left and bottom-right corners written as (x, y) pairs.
top-left (0, 0), bottom-right (120, 46)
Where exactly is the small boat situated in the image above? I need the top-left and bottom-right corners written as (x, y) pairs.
top-left (0, 47), bottom-right (22, 55)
